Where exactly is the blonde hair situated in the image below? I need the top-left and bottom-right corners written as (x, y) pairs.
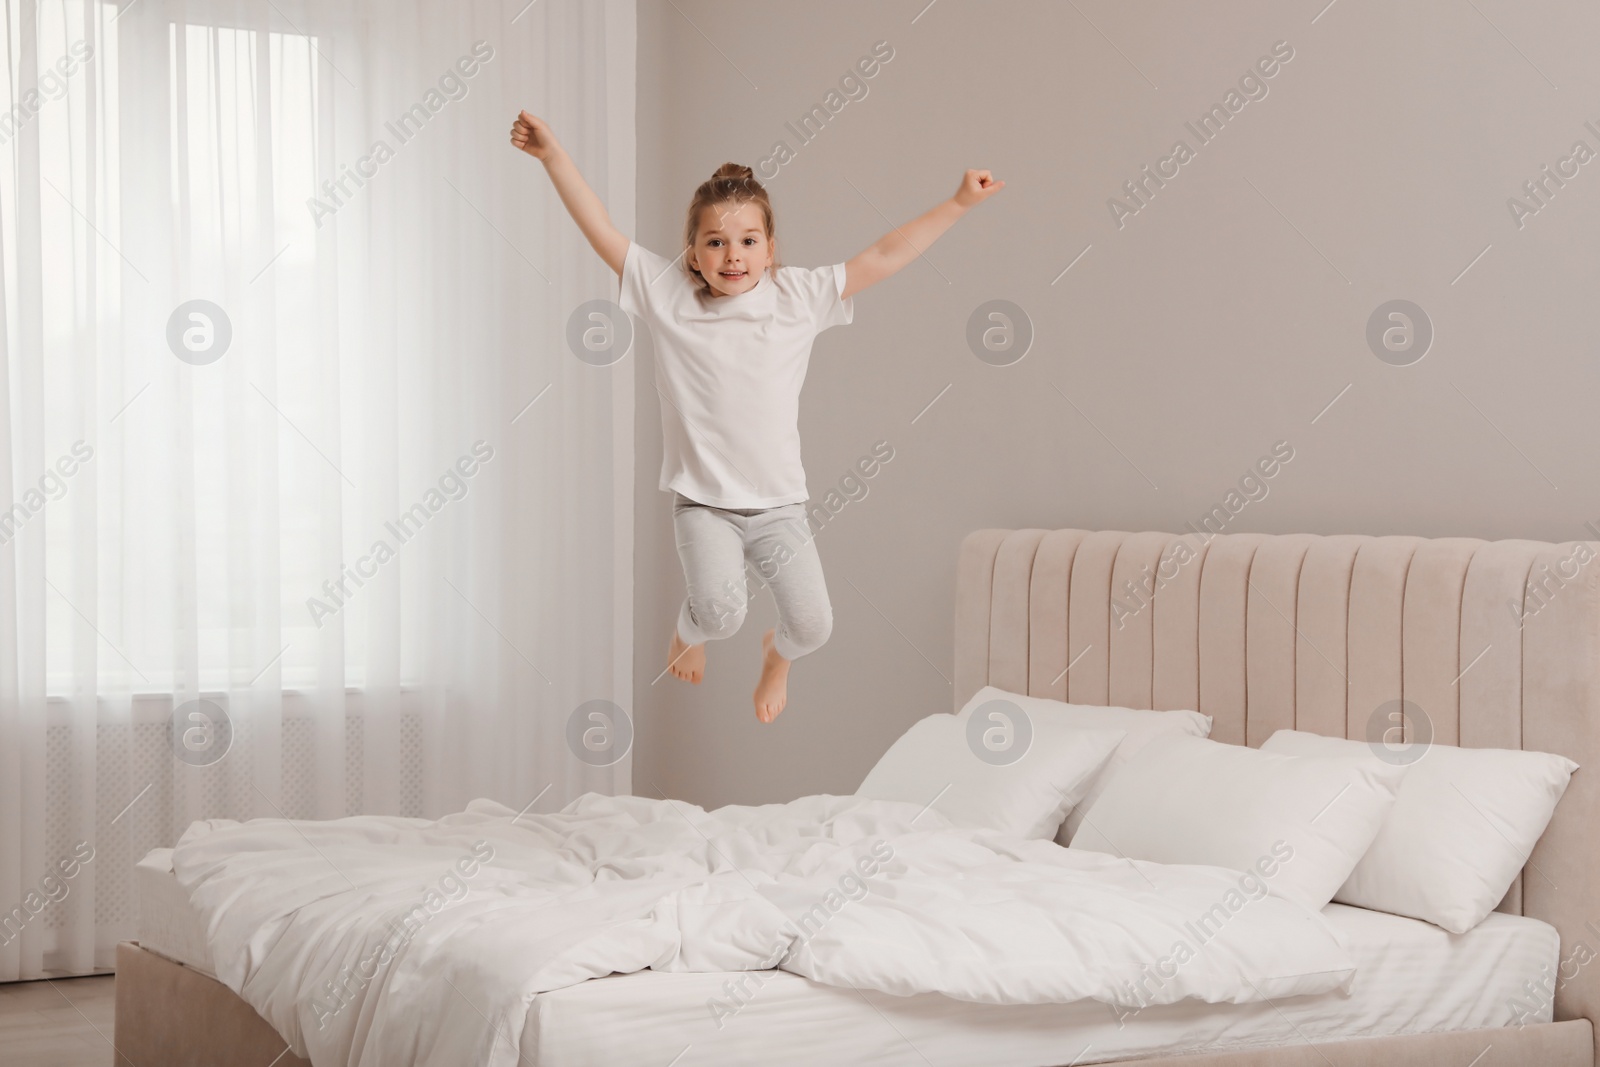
top-left (683, 163), bottom-right (779, 295)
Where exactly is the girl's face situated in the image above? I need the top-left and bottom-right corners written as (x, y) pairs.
top-left (689, 200), bottom-right (773, 297)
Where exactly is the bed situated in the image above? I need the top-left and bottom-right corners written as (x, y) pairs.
top-left (115, 527), bottom-right (1600, 1065)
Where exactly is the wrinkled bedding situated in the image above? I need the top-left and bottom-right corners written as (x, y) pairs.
top-left (171, 793), bottom-right (1354, 1067)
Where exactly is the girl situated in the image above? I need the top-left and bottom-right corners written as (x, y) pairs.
top-left (511, 110), bottom-right (1002, 723)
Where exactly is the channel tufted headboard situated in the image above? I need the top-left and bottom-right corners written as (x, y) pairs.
top-left (955, 528), bottom-right (1600, 1051)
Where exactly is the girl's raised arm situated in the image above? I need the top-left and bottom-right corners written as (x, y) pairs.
top-left (841, 169), bottom-right (1004, 302)
top-left (511, 110), bottom-right (630, 277)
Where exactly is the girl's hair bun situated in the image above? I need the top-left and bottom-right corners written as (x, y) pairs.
top-left (712, 162), bottom-right (755, 182)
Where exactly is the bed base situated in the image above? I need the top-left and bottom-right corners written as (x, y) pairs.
top-left (1111, 1021), bottom-right (1593, 1065)
top-left (115, 942), bottom-right (312, 1067)
top-left (115, 940), bottom-right (1592, 1067)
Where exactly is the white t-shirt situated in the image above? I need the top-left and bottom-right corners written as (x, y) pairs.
top-left (618, 241), bottom-right (854, 509)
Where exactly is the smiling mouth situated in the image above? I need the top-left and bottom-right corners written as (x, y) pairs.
top-left (719, 270), bottom-right (747, 280)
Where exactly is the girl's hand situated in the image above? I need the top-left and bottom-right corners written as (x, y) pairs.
top-left (954, 168), bottom-right (1005, 208)
top-left (510, 110), bottom-right (561, 161)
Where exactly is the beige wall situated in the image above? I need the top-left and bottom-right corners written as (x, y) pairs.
top-left (631, 0), bottom-right (1600, 809)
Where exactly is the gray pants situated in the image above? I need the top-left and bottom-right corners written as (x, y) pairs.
top-left (672, 492), bottom-right (833, 660)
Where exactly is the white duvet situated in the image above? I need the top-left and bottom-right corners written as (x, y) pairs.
top-left (171, 793), bottom-right (1355, 1067)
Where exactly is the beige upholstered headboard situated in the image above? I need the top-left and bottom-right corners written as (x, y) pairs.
top-left (955, 528), bottom-right (1599, 1041)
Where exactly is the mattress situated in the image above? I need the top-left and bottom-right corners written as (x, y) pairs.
top-left (136, 847), bottom-right (1558, 1065)
top-left (135, 848), bottom-right (217, 978)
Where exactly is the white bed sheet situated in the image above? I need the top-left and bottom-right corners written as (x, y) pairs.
top-left (136, 847), bottom-right (1557, 1066)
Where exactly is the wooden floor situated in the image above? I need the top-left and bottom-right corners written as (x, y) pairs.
top-left (0, 974), bottom-right (122, 1067)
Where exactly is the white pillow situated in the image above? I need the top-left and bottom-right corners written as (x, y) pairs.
top-left (954, 688), bottom-right (1212, 846)
top-left (1261, 729), bottom-right (1578, 933)
top-left (1070, 733), bottom-right (1409, 911)
top-left (856, 707), bottom-right (1125, 840)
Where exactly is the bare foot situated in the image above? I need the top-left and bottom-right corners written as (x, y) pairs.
top-left (754, 629), bottom-right (791, 723)
top-left (667, 630), bottom-right (705, 684)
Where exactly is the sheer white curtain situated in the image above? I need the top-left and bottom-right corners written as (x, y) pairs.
top-left (0, 0), bottom-right (634, 980)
